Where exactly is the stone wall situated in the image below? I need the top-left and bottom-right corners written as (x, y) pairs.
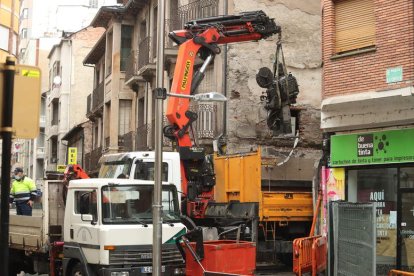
top-left (225, 0), bottom-right (322, 155)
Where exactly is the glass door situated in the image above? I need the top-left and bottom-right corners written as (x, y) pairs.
top-left (397, 188), bottom-right (414, 270)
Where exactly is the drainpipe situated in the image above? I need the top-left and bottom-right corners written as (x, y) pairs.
top-left (222, 0), bottom-right (228, 136)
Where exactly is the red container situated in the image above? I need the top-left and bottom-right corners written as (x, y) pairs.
top-left (185, 240), bottom-right (256, 276)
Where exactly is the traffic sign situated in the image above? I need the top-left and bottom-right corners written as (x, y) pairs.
top-left (0, 63), bottom-right (41, 138)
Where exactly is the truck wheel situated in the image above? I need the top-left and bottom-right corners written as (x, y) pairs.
top-left (70, 262), bottom-right (85, 276)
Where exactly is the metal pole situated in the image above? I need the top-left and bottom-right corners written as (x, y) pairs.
top-left (0, 56), bottom-right (16, 276)
top-left (153, 0), bottom-right (165, 275)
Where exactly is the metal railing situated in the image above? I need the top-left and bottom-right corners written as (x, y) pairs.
top-left (136, 123), bottom-right (150, 150)
top-left (125, 50), bottom-right (138, 82)
top-left (119, 131), bottom-right (135, 151)
top-left (138, 36), bottom-right (151, 70)
top-left (92, 81), bottom-right (104, 111)
top-left (85, 146), bottom-right (102, 173)
top-left (165, 19), bottom-right (181, 49)
top-left (189, 103), bottom-right (217, 139)
top-left (177, 0), bottom-right (219, 26)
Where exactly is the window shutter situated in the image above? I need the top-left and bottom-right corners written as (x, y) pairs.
top-left (335, 0), bottom-right (375, 53)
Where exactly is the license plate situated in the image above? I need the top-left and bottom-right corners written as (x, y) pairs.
top-left (140, 266), bottom-right (165, 273)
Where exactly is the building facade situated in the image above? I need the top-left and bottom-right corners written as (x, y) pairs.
top-left (84, 0), bottom-right (322, 182)
top-left (322, 0), bottom-right (414, 273)
top-left (46, 27), bottom-right (104, 174)
top-left (0, 0), bottom-right (19, 61)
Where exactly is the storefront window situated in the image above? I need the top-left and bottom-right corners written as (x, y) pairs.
top-left (348, 168), bottom-right (397, 269)
top-left (400, 168), bottom-right (414, 188)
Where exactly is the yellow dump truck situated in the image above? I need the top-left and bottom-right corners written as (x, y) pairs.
top-left (205, 147), bottom-right (315, 265)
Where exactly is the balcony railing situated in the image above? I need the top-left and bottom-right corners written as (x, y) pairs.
top-left (138, 36), bottom-right (151, 70)
top-left (136, 123), bottom-right (150, 150)
top-left (125, 50), bottom-right (138, 83)
top-left (119, 131), bottom-right (135, 151)
top-left (105, 136), bottom-right (110, 148)
top-left (177, 0), bottom-right (219, 26)
top-left (85, 146), bottom-right (102, 174)
top-left (190, 103), bottom-right (217, 139)
top-left (165, 19), bottom-right (181, 49)
top-left (92, 81), bottom-right (104, 111)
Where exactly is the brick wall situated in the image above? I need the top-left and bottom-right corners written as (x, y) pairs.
top-left (322, 0), bottom-right (414, 98)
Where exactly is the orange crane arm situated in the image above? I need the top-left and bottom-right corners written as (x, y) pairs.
top-left (164, 11), bottom-right (281, 218)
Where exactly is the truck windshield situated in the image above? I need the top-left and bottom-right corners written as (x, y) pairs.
top-left (101, 184), bottom-right (180, 224)
top-left (99, 159), bottom-right (132, 178)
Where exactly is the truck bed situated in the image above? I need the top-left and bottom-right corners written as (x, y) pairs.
top-left (9, 210), bottom-right (44, 251)
top-left (9, 181), bottom-right (65, 253)
top-left (213, 148), bottom-right (314, 222)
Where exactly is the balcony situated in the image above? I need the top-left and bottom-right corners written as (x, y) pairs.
top-left (125, 50), bottom-right (145, 88)
top-left (119, 131), bottom-right (135, 152)
top-left (105, 136), bottom-right (110, 149)
top-left (177, 0), bottom-right (219, 25)
top-left (143, 116), bottom-right (173, 150)
top-left (85, 146), bottom-right (102, 175)
top-left (92, 82), bottom-right (104, 113)
top-left (190, 103), bottom-right (217, 139)
top-left (136, 123), bottom-right (150, 150)
top-left (137, 36), bottom-right (155, 81)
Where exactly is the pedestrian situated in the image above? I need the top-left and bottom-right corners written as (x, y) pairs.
top-left (9, 167), bottom-right (38, 216)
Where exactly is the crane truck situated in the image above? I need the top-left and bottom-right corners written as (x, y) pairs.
top-left (95, 10), bottom-right (313, 267)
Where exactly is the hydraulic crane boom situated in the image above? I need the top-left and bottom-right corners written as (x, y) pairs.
top-left (165, 10), bottom-right (281, 218)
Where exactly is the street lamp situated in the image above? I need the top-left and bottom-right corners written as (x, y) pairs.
top-left (167, 92), bottom-right (228, 102)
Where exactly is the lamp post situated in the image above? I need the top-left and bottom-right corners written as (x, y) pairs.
top-left (152, 0), bottom-right (166, 275)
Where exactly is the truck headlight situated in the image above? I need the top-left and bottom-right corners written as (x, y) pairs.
top-left (111, 272), bottom-right (129, 276)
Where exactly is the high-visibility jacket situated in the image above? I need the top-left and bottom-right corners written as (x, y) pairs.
top-left (9, 177), bottom-right (37, 203)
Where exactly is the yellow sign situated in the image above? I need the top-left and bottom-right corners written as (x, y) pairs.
top-left (0, 60), bottom-right (41, 139)
top-left (68, 147), bottom-right (77, 165)
top-left (57, 165), bottom-right (66, 173)
top-left (180, 60), bottom-right (192, 90)
top-left (21, 69), bottom-right (40, 78)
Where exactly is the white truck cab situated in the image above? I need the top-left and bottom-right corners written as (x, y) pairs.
top-left (98, 151), bottom-right (181, 193)
top-left (63, 178), bottom-right (186, 276)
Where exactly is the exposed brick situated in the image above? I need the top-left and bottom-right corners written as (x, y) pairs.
top-left (322, 0), bottom-right (414, 98)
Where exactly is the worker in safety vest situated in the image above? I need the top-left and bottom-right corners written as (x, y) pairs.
top-left (9, 167), bottom-right (38, 216)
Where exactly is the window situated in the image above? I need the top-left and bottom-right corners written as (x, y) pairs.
top-left (119, 100), bottom-right (132, 135)
top-left (335, 0), bottom-right (375, 54)
top-left (106, 32), bottom-right (113, 76)
top-left (120, 25), bottom-right (133, 71)
top-left (50, 136), bottom-right (58, 163)
top-left (51, 100), bottom-right (59, 125)
top-left (348, 168), bottom-right (397, 266)
top-left (101, 184), bottom-right (179, 224)
top-left (20, 28), bottom-right (27, 39)
top-left (21, 8), bottom-right (28, 19)
top-left (134, 161), bottom-right (168, 182)
top-left (0, 25), bottom-right (9, 51)
top-left (19, 48), bottom-right (26, 59)
top-left (74, 190), bottom-right (97, 219)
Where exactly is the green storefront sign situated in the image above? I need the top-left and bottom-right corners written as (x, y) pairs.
top-left (331, 128), bottom-right (414, 167)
